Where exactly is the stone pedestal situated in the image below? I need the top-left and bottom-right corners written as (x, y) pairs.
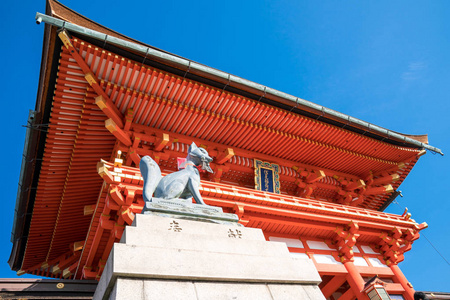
top-left (93, 214), bottom-right (325, 300)
top-left (142, 198), bottom-right (240, 224)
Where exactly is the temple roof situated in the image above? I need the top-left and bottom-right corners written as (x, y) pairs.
top-left (38, 0), bottom-right (440, 154)
top-left (9, 0), bottom-right (434, 278)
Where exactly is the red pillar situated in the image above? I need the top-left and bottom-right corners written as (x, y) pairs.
top-left (390, 264), bottom-right (415, 300)
top-left (343, 261), bottom-right (370, 300)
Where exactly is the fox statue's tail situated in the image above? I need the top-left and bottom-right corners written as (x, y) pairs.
top-left (140, 156), bottom-right (162, 202)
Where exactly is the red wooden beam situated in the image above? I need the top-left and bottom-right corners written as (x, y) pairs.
top-left (305, 170), bottom-right (326, 183)
top-left (339, 287), bottom-right (356, 300)
top-left (215, 148), bottom-right (235, 165)
top-left (84, 204), bottom-right (96, 216)
top-left (58, 31), bottom-right (124, 128)
top-left (205, 198), bottom-right (419, 232)
top-left (321, 275), bottom-right (348, 299)
top-left (364, 184), bottom-right (394, 195)
top-left (372, 173), bottom-right (400, 186)
top-left (344, 179), bottom-right (366, 191)
top-left (124, 108), bottom-right (134, 131)
top-left (97, 162), bottom-right (115, 184)
top-left (69, 241), bottom-right (85, 252)
top-left (63, 261), bottom-right (79, 279)
top-left (154, 133), bottom-right (170, 151)
top-left (105, 118), bottom-right (132, 146)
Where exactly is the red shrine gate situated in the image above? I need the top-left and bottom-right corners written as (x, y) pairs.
top-left (10, 2), bottom-right (438, 300)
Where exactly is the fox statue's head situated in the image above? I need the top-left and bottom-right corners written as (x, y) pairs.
top-left (187, 142), bottom-right (213, 173)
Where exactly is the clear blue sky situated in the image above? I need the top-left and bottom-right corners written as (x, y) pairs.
top-left (1, 0), bottom-right (449, 292)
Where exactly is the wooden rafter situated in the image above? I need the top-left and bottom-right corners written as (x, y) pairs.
top-left (58, 31), bottom-right (124, 128)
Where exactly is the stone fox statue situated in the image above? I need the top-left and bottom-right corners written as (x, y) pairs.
top-left (140, 142), bottom-right (213, 205)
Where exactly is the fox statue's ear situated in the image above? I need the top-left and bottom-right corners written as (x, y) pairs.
top-left (189, 142), bottom-right (198, 152)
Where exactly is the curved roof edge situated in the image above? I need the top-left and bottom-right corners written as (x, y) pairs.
top-left (34, 9), bottom-right (443, 155)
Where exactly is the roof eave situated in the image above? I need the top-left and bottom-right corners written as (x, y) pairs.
top-left (35, 12), bottom-right (443, 156)
top-left (9, 8), bottom-right (61, 270)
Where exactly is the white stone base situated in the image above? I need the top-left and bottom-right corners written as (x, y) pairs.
top-left (94, 214), bottom-right (325, 300)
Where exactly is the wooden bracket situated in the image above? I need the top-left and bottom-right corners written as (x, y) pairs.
top-left (85, 73), bottom-right (97, 86)
top-left (334, 222), bottom-right (359, 262)
top-left (124, 108), bottom-right (134, 131)
top-left (110, 188), bottom-right (125, 206)
top-left (378, 227), bottom-right (412, 265)
top-left (114, 223), bottom-right (126, 239)
top-left (299, 183), bottom-right (316, 198)
top-left (372, 163), bottom-right (405, 179)
top-left (363, 171), bottom-right (374, 185)
top-left (305, 169), bottom-right (325, 183)
top-left (51, 265), bottom-right (61, 275)
top-left (344, 179), bottom-right (366, 191)
top-left (417, 150), bottom-right (426, 157)
top-left (372, 173), bottom-right (400, 186)
top-left (124, 188), bottom-right (136, 205)
top-left (81, 266), bottom-right (97, 280)
top-left (292, 169), bottom-right (324, 198)
top-left (348, 221), bottom-right (359, 234)
top-left (126, 135), bottom-right (142, 166)
top-left (83, 204), bottom-right (96, 216)
top-left (128, 147), bottom-right (141, 166)
top-left (132, 135), bottom-right (141, 148)
top-left (404, 228), bottom-right (420, 241)
top-left (105, 118), bottom-right (132, 146)
top-left (97, 162), bottom-right (115, 184)
top-left (335, 188), bottom-right (357, 205)
top-left (120, 206), bottom-right (136, 225)
top-left (418, 222), bottom-right (428, 230)
top-left (57, 30), bottom-right (73, 48)
top-left (349, 194), bottom-right (365, 206)
top-left (233, 203), bottom-right (249, 226)
top-left (336, 193), bottom-right (352, 205)
top-left (364, 184), bottom-right (394, 195)
top-left (70, 241), bottom-right (85, 252)
top-left (62, 269), bottom-right (72, 279)
top-left (63, 262), bottom-right (78, 279)
top-left (151, 151), bottom-right (170, 164)
top-left (106, 196), bottom-right (120, 211)
top-left (216, 148), bottom-right (235, 165)
top-left (233, 203), bottom-right (245, 219)
top-left (211, 163), bottom-right (230, 182)
top-left (100, 214), bottom-right (114, 230)
top-left (401, 207), bottom-right (408, 218)
top-left (154, 133), bottom-right (170, 151)
top-left (294, 179), bottom-right (307, 189)
top-left (391, 227), bottom-right (402, 239)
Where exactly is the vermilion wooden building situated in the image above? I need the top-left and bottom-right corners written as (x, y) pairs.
top-left (10, 1), bottom-right (442, 299)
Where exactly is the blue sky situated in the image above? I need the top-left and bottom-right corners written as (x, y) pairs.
top-left (1, 0), bottom-right (449, 292)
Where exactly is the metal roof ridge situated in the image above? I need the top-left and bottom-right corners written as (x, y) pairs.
top-left (35, 12), bottom-right (443, 156)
